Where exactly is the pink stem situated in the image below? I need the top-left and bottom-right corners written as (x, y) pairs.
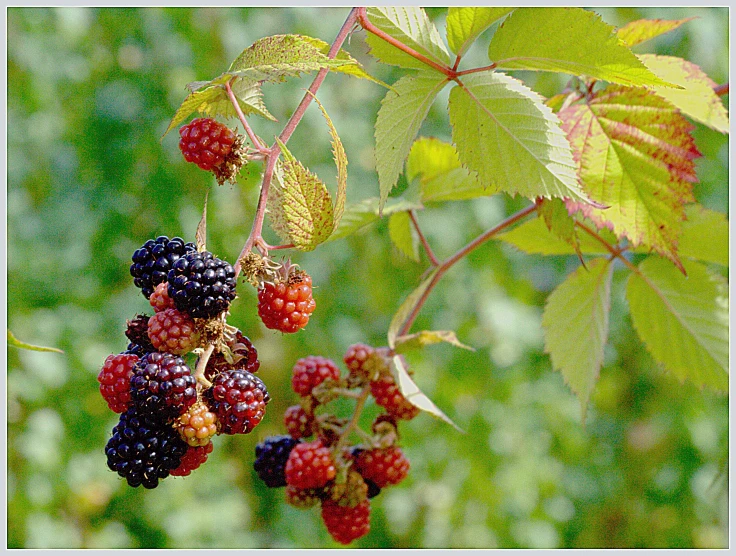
top-left (224, 80), bottom-right (268, 153)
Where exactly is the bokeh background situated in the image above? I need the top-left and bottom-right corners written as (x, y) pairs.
top-left (7, 6), bottom-right (729, 549)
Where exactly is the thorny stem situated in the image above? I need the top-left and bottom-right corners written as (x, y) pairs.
top-left (409, 210), bottom-right (439, 266)
top-left (194, 343), bottom-right (215, 389)
top-left (334, 384), bottom-right (371, 453)
top-left (225, 80), bottom-right (268, 153)
top-left (456, 63), bottom-right (498, 77)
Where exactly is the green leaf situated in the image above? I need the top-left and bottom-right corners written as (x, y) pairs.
top-left (394, 330), bottom-right (475, 353)
top-left (326, 197), bottom-right (423, 242)
top-left (388, 211), bottom-right (420, 262)
top-left (446, 7), bottom-right (514, 57)
top-left (538, 198), bottom-right (580, 253)
top-left (542, 258), bottom-right (614, 418)
top-left (488, 8), bottom-right (675, 88)
top-left (391, 355), bottom-right (463, 431)
top-left (364, 7), bottom-right (451, 71)
top-left (638, 55), bottom-right (729, 133)
top-left (406, 137), bottom-right (497, 202)
top-left (617, 17), bottom-right (695, 48)
top-left (8, 330), bottom-right (63, 354)
top-left (375, 72), bottom-right (448, 212)
top-left (448, 72), bottom-right (590, 203)
top-left (497, 217), bottom-right (616, 256)
top-left (300, 35), bottom-right (391, 89)
top-left (267, 139), bottom-right (334, 251)
top-left (559, 85), bottom-right (700, 269)
top-left (626, 258), bottom-right (728, 392)
top-left (388, 268), bottom-right (439, 349)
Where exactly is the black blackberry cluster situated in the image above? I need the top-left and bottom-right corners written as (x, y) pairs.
top-left (105, 407), bottom-right (188, 489)
top-left (167, 250), bottom-right (237, 319)
top-left (130, 352), bottom-right (197, 418)
top-left (254, 435), bottom-right (300, 487)
top-left (130, 236), bottom-right (196, 298)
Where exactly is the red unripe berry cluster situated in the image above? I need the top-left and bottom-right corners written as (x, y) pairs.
top-left (258, 272), bottom-right (316, 333)
top-left (179, 118), bottom-right (236, 171)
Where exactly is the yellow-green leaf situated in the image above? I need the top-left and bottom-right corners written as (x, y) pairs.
top-left (617, 17), bottom-right (695, 48)
top-left (394, 330), bottom-right (475, 353)
top-left (446, 7), bottom-right (514, 57)
top-left (388, 268), bottom-right (439, 349)
top-left (8, 330), bottom-right (63, 354)
top-left (327, 197), bottom-right (423, 242)
top-left (497, 217), bottom-right (615, 256)
top-left (388, 212), bottom-right (420, 262)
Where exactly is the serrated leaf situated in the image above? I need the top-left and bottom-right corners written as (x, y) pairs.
top-left (163, 86), bottom-right (225, 138)
top-left (375, 72), bottom-right (448, 211)
top-left (391, 355), bottom-right (463, 431)
top-left (559, 86), bottom-right (700, 268)
top-left (8, 330), bottom-right (63, 354)
top-left (538, 198), bottom-right (580, 253)
top-left (626, 258), bottom-right (728, 392)
top-left (327, 197), bottom-right (424, 242)
top-left (388, 212), bottom-right (420, 262)
top-left (406, 137), bottom-right (497, 202)
top-left (196, 191), bottom-right (208, 252)
top-left (267, 139), bottom-right (334, 251)
top-left (446, 7), bottom-right (514, 57)
top-left (497, 216), bottom-right (616, 256)
top-left (394, 330), bottom-right (475, 353)
top-left (617, 17), bottom-right (695, 48)
top-left (638, 55), bottom-right (729, 133)
top-left (543, 258), bottom-right (613, 418)
top-left (488, 8), bottom-right (675, 88)
top-left (300, 35), bottom-right (391, 89)
top-left (365, 6), bottom-right (451, 71)
top-left (388, 268), bottom-right (439, 349)
top-left (449, 72), bottom-right (590, 203)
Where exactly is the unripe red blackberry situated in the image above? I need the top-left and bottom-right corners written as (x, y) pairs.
top-left (253, 435), bottom-right (299, 488)
top-left (291, 356), bottom-right (340, 397)
top-left (130, 236), bottom-right (196, 299)
top-left (167, 250), bottom-right (237, 319)
top-left (150, 282), bottom-right (176, 313)
top-left (257, 269), bottom-right (315, 333)
top-left (175, 401), bottom-right (219, 447)
top-left (205, 369), bottom-right (269, 435)
top-left (205, 330), bottom-right (260, 381)
top-left (284, 404), bottom-right (314, 439)
top-left (125, 314), bottom-right (155, 353)
top-left (130, 352), bottom-right (197, 419)
top-left (326, 470), bottom-right (369, 508)
top-left (321, 499), bottom-right (371, 545)
top-left (170, 442), bottom-right (214, 477)
top-left (179, 117), bottom-right (236, 171)
top-left (105, 407), bottom-right (188, 489)
top-left (353, 446), bottom-right (410, 488)
top-left (285, 439), bottom-right (336, 489)
top-left (285, 485), bottom-right (323, 509)
top-left (343, 343), bottom-right (378, 385)
top-left (98, 353), bottom-right (139, 413)
top-left (147, 308), bottom-right (200, 355)
top-left (371, 374), bottom-right (420, 420)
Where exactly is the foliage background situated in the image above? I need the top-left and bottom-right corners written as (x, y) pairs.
top-left (6, 6), bottom-right (729, 549)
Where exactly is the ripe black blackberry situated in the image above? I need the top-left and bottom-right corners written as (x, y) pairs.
top-left (105, 407), bottom-right (188, 489)
top-left (253, 435), bottom-right (299, 488)
top-left (167, 250), bottom-right (237, 319)
top-left (130, 236), bottom-right (196, 299)
top-left (130, 352), bottom-right (197, 419)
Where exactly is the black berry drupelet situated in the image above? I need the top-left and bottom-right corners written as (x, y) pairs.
top-left (204, 369), bottom-right (269, 434)
top-left (130, 352), bottom-right (197, 419)
top-left (105, 407), bottom-right (188, 489)
top-left (253, 435), bottom-right (300, 488)
top-left (130, 236), bottom-right (196, 299)
top-left (167, 250), bottom-right (237, 319)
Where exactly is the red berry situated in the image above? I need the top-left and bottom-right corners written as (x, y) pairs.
top-left (257, 271), bottom-right (315, 333)
top-left (291, 356), bottom-right (340, 397)
top-left (149, 282), bottom-right (176, 313)
top-left (321, 499), bottom-right (371, 545)
top-left (353, 446), bottom-right (409, 488)
top-left (98, 353), bottom-right (139, 413)
top-left (344, 343), bottom-right (383, 385)
top-left (175, 401), bottom-right (219, 446)
top-left (179, 118), bottom-right (236, 171)
top-left (205, 369), bottom-right (269, 435)
top-left (170, 442), bottom-right (214, 477)
top-left (147, 308), bottom-right (200, 355)
top-left (285, 439), bottom-right (336, 489)
top-left (284, 404), bottom-right (314, 439)
top-left (371, 374), bottom-right (420, 420)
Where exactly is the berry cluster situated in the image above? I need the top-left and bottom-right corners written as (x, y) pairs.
top-left (256, 260), bottom-right (316, 334)
top-left (99, 236), bottom-right (269, 489)
top-left (178, 117), bottom-right (248, 185)
top-left (253, 343), bottom-right (417, 545)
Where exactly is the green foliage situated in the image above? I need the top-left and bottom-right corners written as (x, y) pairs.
top-left (388, 211), bottom-right (420, 262)
top-left (327, 197), bottom-right (423, 242)
top-left (7, 329), bottom-right (63, 353)
top-left (394, 330), bottom-right (474, 353)
top-left (497, 217), bottom-right (614, 256)
top-left (616, 17), bottom-right (695, 47)
top-left (446, 7), bottom-right (513, 57)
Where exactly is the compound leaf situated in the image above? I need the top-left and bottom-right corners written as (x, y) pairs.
top-left (639, 55), bottom-right (729, 133)
top-left (560, 85), bottom-right (700, 269)
top-left (626, 258), bottom-right (728, 392)
top-left (8, 330), bottom-right (63, 354)
top-left (375, 72), bottom-right (448, 211)
top-left (446, 7), bottom-right (514, 57)
top-left (327, 197), bottom-right (423, 242)
top-left (448, 72), bottom-right (589, 203)
top-left (542, 258), bottom-right (613, 418)
top-left (365, 6), bottom-right (451, 71)
top-left (394, 330), bottom-right (475, 353)
top-left (617, 17), bottom-right (695, 48)
top-left (488, 7), bottom-right (674, 87)
top-left (388, 211), bottom-right (420, 262)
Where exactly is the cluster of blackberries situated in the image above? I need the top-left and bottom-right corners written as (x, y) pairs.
top-left (99, 236), bottom-right (268, 489)
top-left (253, 344), bottom-right (416, 544)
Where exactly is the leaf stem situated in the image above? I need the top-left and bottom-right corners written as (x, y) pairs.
top-left (409, 210), bottom-right (439, 266)
top-left (455, 63), bottom-right (497, 77)
top-left (224, 79), bottom-right (269, 153)
top-left (575, 220), bottom-right (639, 274)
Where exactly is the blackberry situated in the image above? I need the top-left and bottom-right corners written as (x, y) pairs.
top-left (371, 374), bottom-right (420, 421)
top-left (105, 407), bottom-right (188, 489)
top-left (321, 499), bottom-right (371, 544)
top-left (125, 314), bottom-right (154, 353)
top-left (130, 352), bottom-right (197, 419)
top-left (124, 342), bottom-right (154, 357)
top-left (170, 442), bottom-right (214, 477)
top-left (285, 485), bottom-right (323, 508)
top-left (150, 282), bottom-right (176, 313)
top-left (175, 401), bottom-right (219, 447)
top-left (285, 439), bottom-right (336, 489)
top-left (257, 270), bottom-right (315, 333)
top-left (365, 478), bottom-right (381, 499)
top-left (253, 435), bottom-right (299, 488)
top-left (205, 330), bottom-right (260, 381)
top-left (179, 117), bottom-right (236, 171)
top-left (284, 404), bottom-right (314, 439)
top-left (167, 250), bottom-right (237, 319)
top-left (354, 446), bottom-right (410, 488)
top-left (130, 236), bottom-right (196, 299)
top-left (98, 353), bottom-right (139, 413)
top-left (147, 308), bottom-right (200, 355)
top-left (205, 369), bottom-right (269, 434)
top-left (291, 356), bottom-right (341, 397)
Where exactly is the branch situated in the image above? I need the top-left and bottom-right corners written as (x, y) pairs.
top-left (714, 82), bottom-right (729, 97)
top-left (224, 79), bottom-right (269, 154)
top-left (409, 210), bottom-right (439, 266)
top-left (334, 384), bottom-right (372, 453)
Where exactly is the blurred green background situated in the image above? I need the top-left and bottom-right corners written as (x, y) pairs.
top-left (7, 7), bottom-right (729, 549)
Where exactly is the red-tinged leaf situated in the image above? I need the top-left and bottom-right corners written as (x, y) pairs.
top-left (617, 17), bottom-right (695, 48)
top-left (559, 86), bottom-right (701, 269)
